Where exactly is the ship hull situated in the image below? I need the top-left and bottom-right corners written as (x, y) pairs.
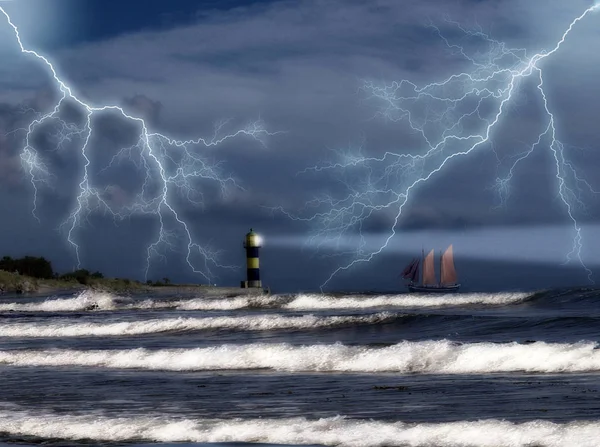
top-left (407, 284), bottom-right (460, 294)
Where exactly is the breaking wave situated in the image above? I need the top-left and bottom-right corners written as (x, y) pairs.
top-left (157, 292), bottom-right (531, 311)
top-left (281, 292), bottom-right (530, 310)
top-left (0, 312), bottom-right (398, 337)
top-left (0, 408), bottom-right (598, 446)
top-left (0, 290), bottom-right (120, 312)
top-left (1, 340), bottom-right (599, 373)
top-left (0, 290), bottom-right (531, 312)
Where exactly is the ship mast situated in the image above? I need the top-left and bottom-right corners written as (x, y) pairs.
top-left (439, 249), bottom-right (442, 286)
top-left (421, 247), bottom-right (424, 286)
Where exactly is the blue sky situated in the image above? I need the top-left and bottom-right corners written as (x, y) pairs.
top-left (0, 0), bottom-right (599, 292)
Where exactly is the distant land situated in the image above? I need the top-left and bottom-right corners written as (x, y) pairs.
top-left (0, 255), bottom-right (264, 296)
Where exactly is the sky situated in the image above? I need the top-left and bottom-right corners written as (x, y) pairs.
top-left (0, 0), bottom-right (599, 292)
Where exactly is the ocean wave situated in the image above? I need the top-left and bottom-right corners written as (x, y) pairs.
top-left (0, 290), bottom-right (120, 312)
top-left (0, 312), bottom-right (398, 337)
top-left (281, 292), bottom-right (530, 310)
top-left (163, 292), bottom-right (530, 311)
top-left (0, 290), bottom-right (531, 312)
top-left (148, 295), bottom-right (283, 310)
top-left (0, 409), bottom-right (598, 446)
top-left (0, 340), bottom-right (598, 373)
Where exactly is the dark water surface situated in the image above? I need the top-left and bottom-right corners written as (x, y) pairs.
top-left (1, 288), bottom-right (600, 446)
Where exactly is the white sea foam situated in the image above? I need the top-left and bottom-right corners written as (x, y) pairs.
top-left (282, 292), bottom-right (531, 310)
top-left (0, 409), bottom-right (598, 446)
top-left (0, 312), bottom-right (397, 337)
top-left (166, 292), bottom-right (531, 311)
top-left (161, 295), bottom-right (283, 310)
top-left (0, 290), bottom-right (119, 312)
top-left (0, 340), bottom-right (598, 373)
top-left (0, 290), bottom-right (531, 312)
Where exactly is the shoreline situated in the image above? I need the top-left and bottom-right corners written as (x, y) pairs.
top-left (0, 272), bottom-right (270, 297)
top-left (1, 284), bottom-right (271, 298)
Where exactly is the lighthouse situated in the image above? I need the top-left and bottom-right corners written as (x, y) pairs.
top-left (241, 228), bottom-right (262, 288)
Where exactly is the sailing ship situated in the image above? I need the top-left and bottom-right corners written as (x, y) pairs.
top-left (401, 245), bottom-right (460, 293)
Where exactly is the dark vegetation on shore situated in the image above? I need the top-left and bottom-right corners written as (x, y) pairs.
top-left (0, 255), bottom-right (184, 294)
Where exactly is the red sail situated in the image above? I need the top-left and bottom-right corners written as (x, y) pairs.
top-left (422, 249), bottom-right (436, 285)
top-left (441, 245), bottom-right (457, 285)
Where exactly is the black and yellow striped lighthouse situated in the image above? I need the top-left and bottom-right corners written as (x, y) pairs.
top-left (241, 228), bottom-right (262, 288)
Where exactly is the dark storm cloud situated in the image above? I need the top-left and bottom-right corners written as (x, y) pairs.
top-left (0, 105), bottom-right (23, 188)
top-left (122, 94), bottom-right (162, 127)
top-left (0, 0), bottom-right (599, 285)
top-left (0, 87), bottom-right (59, 189)
top-left (46, 0), bottom-right (597, 224)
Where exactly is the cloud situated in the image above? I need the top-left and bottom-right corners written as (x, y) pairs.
top-left (0, 102), bottom-right (28, 188)
top-left (0, 147), bottom-right (20, 187)
top-left (122, 94), bottom-right (162, 127)
top-left (0, 0), bottom-right (599, 285)
top-left (42, 0), bottom-right (598, 220)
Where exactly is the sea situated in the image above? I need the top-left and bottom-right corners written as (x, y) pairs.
top-left (0, 287), bottom-right (600, 446)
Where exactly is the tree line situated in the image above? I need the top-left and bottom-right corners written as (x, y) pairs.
top-left (0, 255), bottom-right (105, 284)
top-left (0, 256), bottom-right (56, 279)
top-left (0, 255), bottom-right (171, 285)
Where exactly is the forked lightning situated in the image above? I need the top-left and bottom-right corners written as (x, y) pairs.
top-left (0, 7), bottom-right (277, 282)
top-left (275, 4), bottom-right (600, 290)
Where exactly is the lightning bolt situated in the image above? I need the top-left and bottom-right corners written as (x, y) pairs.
top-left (0, 8), bottom-right (278, 282)
top-left (274, 4), bottom-right (600, 291)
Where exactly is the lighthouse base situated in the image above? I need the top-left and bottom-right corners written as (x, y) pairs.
top-left (240, 280), bottom-right (262, 289)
